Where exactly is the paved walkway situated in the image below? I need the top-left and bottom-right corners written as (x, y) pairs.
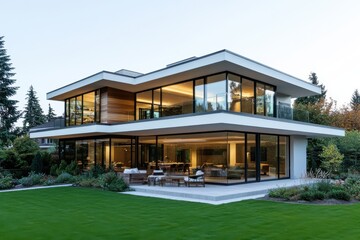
top-left (122, 178), bottom-right (314, 205)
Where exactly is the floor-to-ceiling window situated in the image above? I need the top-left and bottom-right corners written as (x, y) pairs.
top-left (135, 72), bottom-right (276, 120)
top-left (242, 78), bottom-right (255, 114)
top-left (162, 81), bottom-right (193, 117)
top-left (136, 90), bottom-right (153, 120)
top-left (256, 83), bottom-right (265, 115)
top-left (65, 90), bottom-right (100, 126)
top-left (246, 133), bottom-right (257, 182)
top-left (228, 74), bottom-right (241, 112)
top-left (206, 73), bottom-right (226, 111)
top-left (195, 78), bottom-right (205, 112)
top-left (279, 136), bottom-right (290, 178)
top-left (111, 138), bottom-right (133, 170)
top-left (260, 135), bottom-right (278, 181)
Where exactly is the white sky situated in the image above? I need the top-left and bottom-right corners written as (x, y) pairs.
top-left (1, 0), bottom-right (359, 120)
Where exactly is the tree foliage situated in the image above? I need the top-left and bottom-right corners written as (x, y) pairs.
top-left (46, 103), bottom-right (56, 122)
top-left (295, 72), bottom-right (327, 106)
top-left (23, 85), bottom-right (46, 133)
top-left (350, 89), bottom-right (360, 111)
top-left (13, 136), bottom-right (40, 172)
top-left (0, 36), bottom-right (20, 147)
top-left (319, 144), bottom-right (344, 174)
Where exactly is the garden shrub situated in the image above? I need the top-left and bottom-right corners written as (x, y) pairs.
top-left (0, 173), bottom-right (14, 190)
top-left (55, 172), bottom-right (74, 184)
top-left (56, 160), bottom-right (68, 176)
top-left (299, 190), bottom-right (325, 201)
top-left (88, 165), bottom-right (105, 178)
top-left (19, 172), bottom-right (46, 187)
top-left (76, 177), bottom-right (98, 188)
top-left (327, 189), bottom-right (351, 201)
top-left (99, 172), bottom-right (128, 192)
top-left (50, 164), bottom-right (58, 176)
top-left (316, 180), bottom-right (334, 193)
top-left (65, 161), bottom-right (80, 176)
top-left (269, 186), bottom-right (301, 200)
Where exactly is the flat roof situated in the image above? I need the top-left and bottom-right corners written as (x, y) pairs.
top-left (47, 49), bottom-right (321, 100)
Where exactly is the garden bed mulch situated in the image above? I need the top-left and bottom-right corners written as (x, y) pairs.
top-left (258, 195), bottom-right (359, 205)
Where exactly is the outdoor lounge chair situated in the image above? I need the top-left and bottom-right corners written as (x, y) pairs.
top-left (184, 170), bottom-right (205, 187)
top-left (119, 168), bottom-right (147, 184)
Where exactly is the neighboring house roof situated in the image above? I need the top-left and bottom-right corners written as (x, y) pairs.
top-left (47, 49), bottom-right (321, 101)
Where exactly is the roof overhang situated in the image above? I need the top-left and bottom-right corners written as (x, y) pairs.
top-left (47, 50), bottom-right (321, 101)
top-left (30, 112), bottom-right (344, 140)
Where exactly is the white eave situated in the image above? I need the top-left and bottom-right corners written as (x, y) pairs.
top-left (47, 50), bottom-right (321, 101)
top-left (30, 112), bottom-right (344, 140)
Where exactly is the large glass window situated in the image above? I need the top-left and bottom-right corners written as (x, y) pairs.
top-left (136, 90), bottom-right (153, 120)
top-left (83, 92), bottom-right (95, 124)
top-left (228, 74), bottom-right (241, 112)
top-left (246, 134), bottom-right (257, 182)
top-left (65, 90), bottom-right (100, 126)
top-left (162, 81), bottom-right (193, 117)
top-left (228, 132), bottom-right (245, 183)
top-left (279, 136), bottom-right (290, 178)
top-left (260, 135), bottom-right (278, 180)
top-left (242, 78), bottom-right (254, 114)
top-left (256, 83), bottom-right (265, 115)
top-left (265, 86), bottom-right (275, 117)
top-left (206, 73), bottom-right (226, 111)
top-left (195, 79), bottom-right (205, 112)
top-left (153, 88), bottom-right (161, 118)
top-left (111, 138), bottom-right (133, 170)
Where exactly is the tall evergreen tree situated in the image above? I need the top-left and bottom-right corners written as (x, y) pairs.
top-left (295, 72), bottom-right (327, 105)
top-left (23, 85), bottom-right (46, 133)
top-left (46, 103), bottom-right (56, 122)
top-left (350, 89), bottom-right (360, 111)
top-left (0, 36), bottom-right (20, 147)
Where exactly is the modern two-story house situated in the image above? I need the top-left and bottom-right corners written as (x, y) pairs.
top-left (30, 50), bottom-right (344, 185)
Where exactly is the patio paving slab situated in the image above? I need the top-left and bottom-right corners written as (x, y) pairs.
top-left (121, 178), bottom-right (314, 205)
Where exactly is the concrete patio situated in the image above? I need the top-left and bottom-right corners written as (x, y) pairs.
top-left (121, 178), bottom-right (314, 205)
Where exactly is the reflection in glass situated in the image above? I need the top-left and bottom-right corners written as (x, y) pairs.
top-left (242, 79), bottom-right (254, 114)
top-left (206, 74), bottom-right (226, 111)
top-left (256, 83), bottom-right (265, 115)
top-left (195, 78), bottom-right (205, 112)
top-left (227, 74), bottom-right (241, 112)
top-left (265, 86), bottom-right (275, 117)
top-left (153, 88), bottom-right (161, 118)
top-left (75, 96), bottom-right (82, 125)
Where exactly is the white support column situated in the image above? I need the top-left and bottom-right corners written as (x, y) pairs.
top-left (290, 136), bottom-right (307, 179)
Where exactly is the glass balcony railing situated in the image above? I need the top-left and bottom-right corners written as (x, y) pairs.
top-left (277, 103), bottom-right (309, 122)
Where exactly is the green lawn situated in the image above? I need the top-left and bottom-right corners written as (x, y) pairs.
top-left (1, 187), bottom-right (360, 240)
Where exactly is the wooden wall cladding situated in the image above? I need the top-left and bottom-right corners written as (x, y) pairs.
top-left (101, 88), bottom-right (135, 123)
